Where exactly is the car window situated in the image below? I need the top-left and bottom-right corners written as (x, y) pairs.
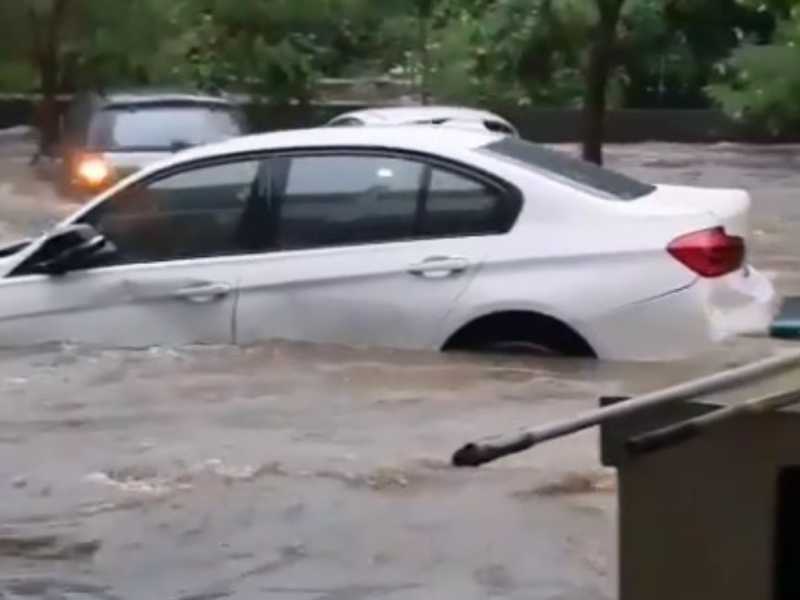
top-left (484, 120), bottom-right (516, 136)
top-left (88, 105), bottom-right (244, 151)
top-left (78, 159), bottom-right (262, 265)
top-left (483, 137), bottom-right (655, 200)
top-left (328, 117), bottom-right (364, 127)
top-left (279, 155), bottom-right (423, 249)
top-left (423, 168), bottom-right (506, 236)
top-left (40, 151), bottom-right (516, 269)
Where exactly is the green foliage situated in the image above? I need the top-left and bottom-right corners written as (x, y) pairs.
top-left (0, 0), bottom-right (798, 125)
top-left (708, 3), bottom-right (800, 132)
top-left (0, 0), bottom-right (184, 91)
top-left (405, 0), bottom-right (588, 107)
top-left (0, 62), bottom-right (37, 93)
top-left (69, 0), bottom-right (183, 88)
top-left (169, 0), bottom-right (413, 102)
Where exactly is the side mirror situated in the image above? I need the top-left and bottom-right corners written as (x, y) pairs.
top-left (33, 223), bottom-right (116, 275)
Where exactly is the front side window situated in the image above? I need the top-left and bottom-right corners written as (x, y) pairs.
top-left (80, 159), bottom-right (262, 264)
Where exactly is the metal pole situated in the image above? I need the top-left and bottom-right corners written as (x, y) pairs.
top-left (451, 350), bottom-right (800, 467)
top-left (626, 387), bottom-right (800, 456)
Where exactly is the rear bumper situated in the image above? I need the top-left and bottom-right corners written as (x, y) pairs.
top-left (583, 266), bottom-right (777, 361)
top-left (703, 266), bottom-right (777, 338)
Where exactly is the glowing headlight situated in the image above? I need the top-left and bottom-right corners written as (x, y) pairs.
top-left (75, 156), bottom-right (111, 187)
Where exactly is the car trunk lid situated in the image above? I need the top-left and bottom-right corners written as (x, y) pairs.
top-left (637, 184), bottom-right (751, 239)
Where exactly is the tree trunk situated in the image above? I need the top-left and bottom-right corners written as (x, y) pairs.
top-left (417, 0), bottom-right (434, 105)
top-left (581, 0), bottom-right (625, 165)
top-left (419, 16), bottom-right (430, 105)
top-left (38, 60), bottom-right (60, 157)
top-left (29, 0), bottom-right (70, 159)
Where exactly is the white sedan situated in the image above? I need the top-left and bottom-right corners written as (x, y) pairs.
top-left (0, 126), bottom-right (775, 360)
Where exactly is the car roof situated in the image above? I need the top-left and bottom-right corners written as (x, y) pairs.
top-left (86, 88), bottom-right (235, 108)
top-left (331, 105), bottom-right (513, 126)
top-left (142, 125), bottom-right (503, 171)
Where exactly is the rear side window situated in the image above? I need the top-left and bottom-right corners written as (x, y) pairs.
top-left (423, 168), bottom-right (505, 236)
top-left (280, 155), bottom-right (422, 248)
top-left (484, 137), bottom-right (654, 200)
top-left (277, 153), bottom-right (516, 250)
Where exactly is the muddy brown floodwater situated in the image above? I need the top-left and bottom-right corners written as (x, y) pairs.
top-left (0, 135), bottom-right (798, 599)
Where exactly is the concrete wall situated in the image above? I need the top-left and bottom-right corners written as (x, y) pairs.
top-left (0, 97), bottom-right (39, 130)
top-left (615, 413), bottom-right (800, 600)
top-left (3, 96), bottom-right (800, 143)
top-left (241, 105), bottom-right (800, 143)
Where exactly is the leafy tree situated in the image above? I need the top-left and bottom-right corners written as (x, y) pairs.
top-left (621, 0), bottom-right (778, 109)
top-left (412, 0), bottom-right (626, 163)
top-left (0, 0), bottom-right (182, 154)
top-left (178, 0), bottom-right (410, 103)
top-left (0, 0), bottom-right (79, 153)
top-left (707, 0), bottom-right (800, 133)
top-left (0, 0), bottom-right (796, 161)
top-left (67, 0), bottom-right (183, 89)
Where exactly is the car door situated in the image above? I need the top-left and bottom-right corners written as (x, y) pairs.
top-left (0, 158), bottom-right (263, 348)
top-left (235, 151), bottom-right (518, 350)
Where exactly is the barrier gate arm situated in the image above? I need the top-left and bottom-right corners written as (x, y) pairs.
top-left (451, 350), bottom-right (800, 468)
top-left (625, 387), bottom-right (800, 456)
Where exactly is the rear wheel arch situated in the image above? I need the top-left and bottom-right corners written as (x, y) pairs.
top-left (442, 310), bottom-right (596, 358)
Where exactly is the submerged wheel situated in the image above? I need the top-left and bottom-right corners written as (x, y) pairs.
top-left (443, 311), bottom-right (596, 358)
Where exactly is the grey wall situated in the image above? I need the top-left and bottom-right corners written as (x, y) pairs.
top-left (245, 105), bottom-right (800, 143)
top-left (3, 96), bottom-right (800, 143)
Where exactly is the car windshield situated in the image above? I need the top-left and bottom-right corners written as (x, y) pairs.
top-left (483, 137), bottom-right (655, 200)
top-left (88, 105), bottom-right (244, 151)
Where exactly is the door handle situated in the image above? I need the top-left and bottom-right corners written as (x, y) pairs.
top-left (173, 282), bottom-right (232, 303)
top-left (408, 256), bottom-right (471, 279)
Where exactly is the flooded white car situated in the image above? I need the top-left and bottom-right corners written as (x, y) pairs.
top-left (0, 128), bottom-right (777, 360)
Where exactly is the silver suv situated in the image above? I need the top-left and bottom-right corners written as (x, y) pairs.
top-left (58, 89), bottom-right (248, 196)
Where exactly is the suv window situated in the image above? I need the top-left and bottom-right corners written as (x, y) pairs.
top-left (88, 105), bottom-right (244, 151)
top-left (79, 159), bottom-right (261, 264)
top-left (483, 137), bottom-right (654, 200)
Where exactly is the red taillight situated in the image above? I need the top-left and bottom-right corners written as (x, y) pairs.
top-left (667, 227), bottom-right (745, 278)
